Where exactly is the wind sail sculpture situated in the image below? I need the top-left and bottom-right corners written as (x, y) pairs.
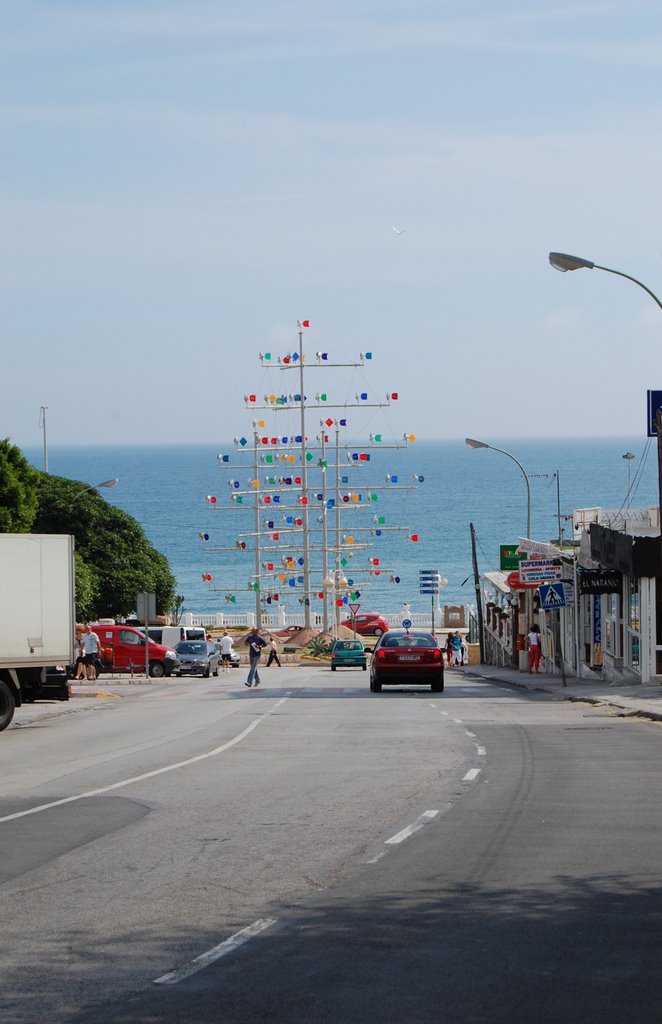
top-left (199, 322), bottom-right (423, 632)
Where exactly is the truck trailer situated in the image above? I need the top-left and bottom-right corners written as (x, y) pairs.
top-left (0, 534), bottom-right (75, 730)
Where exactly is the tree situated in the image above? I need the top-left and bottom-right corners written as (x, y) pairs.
top-left (0, 439), bottom-right (39, 532)
top-left (32, 472), bottom-right (177, 621)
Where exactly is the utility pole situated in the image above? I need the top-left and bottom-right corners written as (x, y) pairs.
top-left (470, 522), bottom-right (485, 664)
top-left (39, 406), bottom-right (48, 473)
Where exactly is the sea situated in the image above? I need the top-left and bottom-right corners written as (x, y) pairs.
top-left (23, 437), bottom-right (660, 620)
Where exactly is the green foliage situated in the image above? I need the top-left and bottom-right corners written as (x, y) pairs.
top-left (0, 438), bottom-right (40, 532)
top-left (32, 472), bottom-right (177, 621)
top-left (171, 595), bottom-right (185, 624)
top-left (306, 635), bottom-right (333, 658)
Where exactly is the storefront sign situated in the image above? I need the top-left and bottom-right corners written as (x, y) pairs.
top-left (519, 559), bottom-right (563, 584)
top-left (517, 538), bottom-right (563, 558)
top-left (578, 569), bottom-right (622, 595)
top-left (506, 571), bottom-right (539, 590)
top-left (500, 545), bottom-right (525, 571)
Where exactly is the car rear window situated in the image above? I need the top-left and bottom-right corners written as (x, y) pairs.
top-left (382, 635), bottom-right (436, 648)
top-left (336, 641), bottom-right (363, 650)
top-left (177, 642), bottom-right (206, 654)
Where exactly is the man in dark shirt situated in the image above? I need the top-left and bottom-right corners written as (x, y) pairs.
top-left (244, 627), bottom-right (267, 687)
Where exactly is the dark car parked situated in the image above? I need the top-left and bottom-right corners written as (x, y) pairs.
top-left (370, 630), bottom-right (444, 693)
top-left (174, 640), bottom-right (220, 678)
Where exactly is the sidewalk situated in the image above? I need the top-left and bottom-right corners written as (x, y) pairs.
top-left (460, 662), bottom-right (662, 723)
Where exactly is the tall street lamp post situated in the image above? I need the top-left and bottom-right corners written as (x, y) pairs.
top-left (465, 438), bottom-right (533, 667)
top-left (623, 452), bottom-right (636, 509)
top-left (549, 250), bottom-right (662, 506)
top-left (548, 252), bottom-right (662, 311)
top-left (549, 249), bottom-right (662, 678)
top-left (465, 438), bottom-right (532, 538)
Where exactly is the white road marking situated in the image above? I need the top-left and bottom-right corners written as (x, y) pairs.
top-left (453, 718), bottom-right (463, 724)
top-left (366, 851), bottom-right (387, 864)
top-left (385, 809), bottom-right (439, 845)
top-left (463, 768), bottom-right (481, 782)
top-left (153, 918), bottom-right (277, 986)
top-left (476, 746), bottom-right (486, 756)
top-left (465, 730), bottom-right (476, 738)
top-left (0, 697), bottom-right (289, 824)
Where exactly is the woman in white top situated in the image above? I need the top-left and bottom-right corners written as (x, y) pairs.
top-left (526, 624), bottom-right (542, 674)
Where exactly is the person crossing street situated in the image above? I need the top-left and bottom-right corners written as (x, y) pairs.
top-left (266, 637), bottom-right (281, 667)
top-left (244, 627), bottom-right (267, 687)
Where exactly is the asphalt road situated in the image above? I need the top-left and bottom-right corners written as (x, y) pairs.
top-left (1, 666), bottom-right (662, 1022)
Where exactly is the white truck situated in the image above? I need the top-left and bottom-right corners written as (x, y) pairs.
top-left (146, 625), bottom-right (206, 646)
top-left (0, 534), bottom-right (75, 731)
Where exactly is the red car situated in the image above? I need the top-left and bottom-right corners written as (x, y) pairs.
top-left (370, 630), bottom-right (444, 692)
top-left (341, 612), bottom-right (389, 637)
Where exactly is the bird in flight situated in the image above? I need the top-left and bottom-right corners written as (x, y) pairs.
top-left (392, 225), bottom-right (407, 235)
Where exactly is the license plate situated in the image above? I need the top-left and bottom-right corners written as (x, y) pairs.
top-left (398, 654), bottom-right (420, 662)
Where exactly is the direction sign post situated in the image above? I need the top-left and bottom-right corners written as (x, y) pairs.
top-left (538, 583), bottom-right (567, 687)
top-left (419, 568), bottom-right (441, 635)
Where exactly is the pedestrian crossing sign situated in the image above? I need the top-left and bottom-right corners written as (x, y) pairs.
top-left (539, 582), bottom-right (566, 609)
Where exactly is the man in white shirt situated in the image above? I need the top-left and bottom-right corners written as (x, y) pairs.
top-left (219, 631), bottom-right (235, 673)
top-left (81, 624), bottom-right (101, 681)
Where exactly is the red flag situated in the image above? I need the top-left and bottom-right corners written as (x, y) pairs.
top-left (301, 319), bottom-right (310, 328)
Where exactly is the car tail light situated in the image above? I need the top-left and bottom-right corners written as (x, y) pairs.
top-left (375, 649), bottom-right (387, 661)
top-left (432, 648), bottom-right (442, 661)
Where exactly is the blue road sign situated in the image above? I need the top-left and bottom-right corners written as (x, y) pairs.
top-left (540, 582), bottom-right (566, 609)
top-left (647, 390), bottom-right (662, 437)
top-left (402, 618), bottom-right (412, 630)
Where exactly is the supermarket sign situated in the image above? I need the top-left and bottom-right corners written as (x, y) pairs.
top-left (518, 559), bottom-right (563, 584)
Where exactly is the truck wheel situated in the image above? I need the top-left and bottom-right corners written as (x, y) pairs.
top-left (149, 662), bottom-right (165, 679)
top-left (0, 680), bottom-right (16, 731)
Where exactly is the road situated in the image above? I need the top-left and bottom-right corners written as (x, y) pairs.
top-left (1, 665), bottom-right (662, 1022)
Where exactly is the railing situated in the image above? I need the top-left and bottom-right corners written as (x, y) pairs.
top-left (179, 609), bottom-right (469, 632)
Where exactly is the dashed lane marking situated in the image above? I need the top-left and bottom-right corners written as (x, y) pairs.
top-left (463, 768), bottom-right (481, 782)
top-left (385, 809), bottom-right (439, 845)
top-left (153, 918), bottom-right (277, 986)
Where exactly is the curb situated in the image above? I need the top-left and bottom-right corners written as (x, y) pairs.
top-left (465, 670), bottom-right (662, 724)
top-left (67, 686), bottom-right (120, 699)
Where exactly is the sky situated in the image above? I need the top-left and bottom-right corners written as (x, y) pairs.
top-left (2, 1), bottom-right (662, 450)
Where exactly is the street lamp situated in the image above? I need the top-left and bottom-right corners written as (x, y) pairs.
top-left (548, 252), bottom-right (662, 311)
top-left (623, 452), bottom-right (636, 509)
top-left (70, 478), bottom-right (119, 505)
top-left (549, 251), bottom-right (662, 680)
top-left (465, 438), bottom-right (532, 538)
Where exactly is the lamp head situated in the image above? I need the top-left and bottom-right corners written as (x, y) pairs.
top-left (549, 251), bottom-right (595, 273)
top-left (465, 438), bottom-right (489, 450)
top-left (99, 478), bottom-right (119, 489)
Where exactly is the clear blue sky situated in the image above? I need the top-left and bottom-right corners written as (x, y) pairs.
top-left (3, 1), bottom-right (662, 448)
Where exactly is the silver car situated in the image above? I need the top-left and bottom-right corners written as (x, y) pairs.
top-left (174, 640), bottom-right (220, 678)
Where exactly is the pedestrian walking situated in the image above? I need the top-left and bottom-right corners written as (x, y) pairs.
top-left (451, 631), bottom-right (463, 666)
top-left (219, 630), bottom-right (234, 673)
top-left (244, 626), bottom-right (267, 687)
top-left (526, 624), bottom-right (542, 674)
top-left (266, 637), bottom-right (281, 667)
top-left (445, 632), bottom-right (453, 666)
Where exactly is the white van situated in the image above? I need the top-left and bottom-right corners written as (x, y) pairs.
top-left (147, 626), bottom-right (207, 647)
